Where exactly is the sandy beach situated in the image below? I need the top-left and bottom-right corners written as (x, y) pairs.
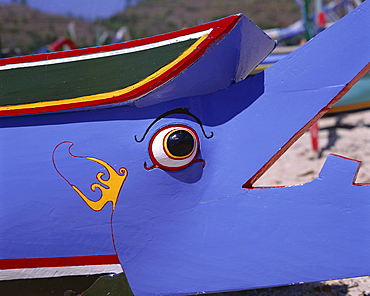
top-left (235, 109), bottom-right (370, 296)
top-left (255, 110), bottom-right (370, 187)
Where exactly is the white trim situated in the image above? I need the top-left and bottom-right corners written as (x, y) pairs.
top-left (152, 126), bottom-right (198, 168)
top-left (0, 264), bottom-right (123, 280)
top-left (0, 29), bottom-right (213, 71)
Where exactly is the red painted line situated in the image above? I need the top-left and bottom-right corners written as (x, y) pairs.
top-left (0, 15), bottom-right (241, 117)
top-left (0, 15), bottom-right (240, 66)
top-left (0, 255), bottom-right (120, 270)
top-left (243, 62), bottom-right (370, 189)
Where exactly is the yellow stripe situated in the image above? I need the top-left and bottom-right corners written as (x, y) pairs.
top-left (328, 101), bottom-right (370, 113)
top-left (1, 34), bottom-right (209, 112)
top-left (249, 64), bottom-right (273, 75)
top-left (163, 128), bottom-right (196, 160)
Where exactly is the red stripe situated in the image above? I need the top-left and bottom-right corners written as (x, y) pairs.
top-left (0, 15), bottom-right (241, 117)
top-left (0, 15), bottom-right (240, 66)
top-left (0, 255), bottom-right (120, 270)
top-left (243, 62), bottom-right (370, 188)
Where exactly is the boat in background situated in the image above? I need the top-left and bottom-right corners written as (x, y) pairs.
top-left (252, 45), bottom-right (370, 116)
top-left (0, 2), bottom-right (369, 295)
top-left (264, 0), bottom-right (363, 42)
top-left (0, 14), bottom-right (275, 117)
top-left (328, 73), bottom-right (370, 115)
top-left (260, 0), bottom-right (369, 117)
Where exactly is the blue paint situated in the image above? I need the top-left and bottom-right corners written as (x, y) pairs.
top-left (0, 1), bottom-right (369, 295)
top-left (135, 15), bottom-right (275, 108)
top-left (114, 2), bottom-right (370, 294)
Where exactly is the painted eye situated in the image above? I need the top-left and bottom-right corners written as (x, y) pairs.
top-left (146, 125), bottom-right (201, 171)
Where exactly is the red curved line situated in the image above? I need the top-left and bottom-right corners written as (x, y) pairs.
top-left (52, 141), bottom-right (75, 187)
top-left (110, 209), bottom-right (121, 271)
top-left (52, 141), bottom-right (87, 187)
top-left (144, 162), bottom-right (157, 171)
top-left (243, 63), bottom-right (370, 189)
top-left (0, 16), bottom-right (241, 116)
top-left (196, 158), bottom-right (206, 168)
top-left (0, 15), bottom-right (240, 66)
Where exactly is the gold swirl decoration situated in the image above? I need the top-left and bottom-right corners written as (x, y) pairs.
top-left (52, 141), bottom-right (127, 211)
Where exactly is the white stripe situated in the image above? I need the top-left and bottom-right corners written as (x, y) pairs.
top-left (0, 264), bottom-right (123, 280)
top-left (0, 29), bottom-right (212, 71)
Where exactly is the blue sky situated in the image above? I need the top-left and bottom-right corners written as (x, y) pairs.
top-left (0, 0), bottom-right (136, 19)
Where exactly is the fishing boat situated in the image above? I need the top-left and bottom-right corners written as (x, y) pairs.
top-left (252, 46), bottom-right (370, 115)
top-left (0, 13), bottom-right (276, 294)
top-left (0, 1), bottom-right (370, 295)
top-left (0, 14), bottom-right (275, 116)
top-left (328, 73), bottom-right (370, 115)
top-left (258, 0), bottom-right (369, 116)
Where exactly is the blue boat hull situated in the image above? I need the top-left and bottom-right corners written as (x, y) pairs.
top-left (1, 2), bottom-right (370, 295)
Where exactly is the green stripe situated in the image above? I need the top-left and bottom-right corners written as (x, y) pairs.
top-left (333, 75), bottom-right (370, 107)
top-left (0, 39), bottom-right (196, 106)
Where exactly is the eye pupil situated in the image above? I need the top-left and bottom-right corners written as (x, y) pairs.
top-left (167, 130), bottom-right (194, 157)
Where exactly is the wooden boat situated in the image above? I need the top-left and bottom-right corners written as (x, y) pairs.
top-left (328, 73), bottom-right (370, 115)
top-left (252, 46), bottom-right (370, 115)
top-left (0, 14), bottom-right (275, 116)
top-left (0, 13), bottom-right (276, 293)
top-left (0, 2), bottom-right (369, 295)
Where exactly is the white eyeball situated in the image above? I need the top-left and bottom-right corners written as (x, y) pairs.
top-left (147, 125), bottom-right (200, 171)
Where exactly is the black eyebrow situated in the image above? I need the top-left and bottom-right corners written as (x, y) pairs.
top-left (134, 108), bottom-right (214, 142)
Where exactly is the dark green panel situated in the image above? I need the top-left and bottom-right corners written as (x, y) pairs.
top-left (0, 274), bottom-right (105, 296)
top-left (82, 273), bottom-right (134, 296)
top-left (0, 39), bottom-right (196, 106)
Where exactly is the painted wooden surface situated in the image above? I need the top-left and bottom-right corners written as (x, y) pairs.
top-left (1, 39), bottom-right (196, 105)
top-left (0, 1), bottom-right (369, 295)
top-left (0, 14), bottom-right (275, 116)
top-left (328, 74), bottom-right (370, 115)
top-left (253, 50), bottom-right (370, 116)
top-left (0, 12), bottom-right (275, 285)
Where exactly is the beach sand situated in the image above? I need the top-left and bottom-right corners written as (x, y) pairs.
top-left (255, 110), bottom-right (370, 187)
top-left (236, 109), bottom-right (370, 295)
